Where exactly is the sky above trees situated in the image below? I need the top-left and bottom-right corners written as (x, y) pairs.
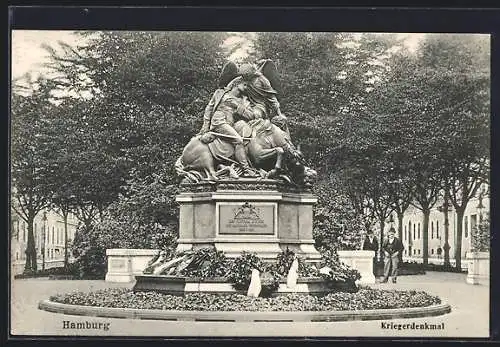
top-left (11, 30), bottom-right (437, 80)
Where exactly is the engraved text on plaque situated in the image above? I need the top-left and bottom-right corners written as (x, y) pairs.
top-left (218, 202), bottom-right (275, 235)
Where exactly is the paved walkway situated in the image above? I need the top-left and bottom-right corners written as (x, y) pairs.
top-left (10, 272), bottom-right (489, 338)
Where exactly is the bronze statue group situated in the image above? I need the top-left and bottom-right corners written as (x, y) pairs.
top-left (175, 59), bottom-right (317, 186)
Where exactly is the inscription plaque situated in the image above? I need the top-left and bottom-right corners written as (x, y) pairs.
top-left (218, 202), bottom-right (275, 235)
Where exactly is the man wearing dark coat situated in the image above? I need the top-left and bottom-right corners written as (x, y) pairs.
top-left (381, 227), bottom-right (405, 283)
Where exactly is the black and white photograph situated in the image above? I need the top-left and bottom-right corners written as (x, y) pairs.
top-left (9, 28), bottom-right (490, 338)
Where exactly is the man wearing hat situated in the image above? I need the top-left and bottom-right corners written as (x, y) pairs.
top-left (362, 229), bottom-right (379, 276)
top-left (381, 227), bottom-right (404, 283)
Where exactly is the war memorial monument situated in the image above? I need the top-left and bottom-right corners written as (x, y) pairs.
top-left (38, 59), bottom-right (450, 323)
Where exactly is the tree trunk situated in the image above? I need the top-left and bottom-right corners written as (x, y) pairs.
top-left (443, 200), bottom-right (451, 267)
top-left (84, 219), bottom-right (93, 233)
top-left (455, 208), bottom-right (465, 271)
top-left (422, 208), bottom-right (430, 266)
top-left (63, 211), bottom-right (69, 269)
top-left (24, 215), bottom-right (37, 273)
top-left (396, 211), bottom-right (404, 243)
top-left (397, 211), bottom-right (404, 261)
top-left (379, 219), bottom-right (385, 262)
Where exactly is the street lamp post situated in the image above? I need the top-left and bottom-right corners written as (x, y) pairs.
top-left (42, 212), bottom-right (47, 271)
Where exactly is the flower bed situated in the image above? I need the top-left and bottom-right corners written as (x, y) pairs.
top-left (14, 264), bottom-right (80, 280)
top-left (50, 287), bottom-right (441, 311)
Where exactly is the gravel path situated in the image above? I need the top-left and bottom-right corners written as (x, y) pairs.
top-left (10, 272), bottom-right (489, 338)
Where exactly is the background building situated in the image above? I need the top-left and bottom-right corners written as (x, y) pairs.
top-left (10, 209), bottom-right (78, 275)
top-left (381, 184), bottom-right (490, 270)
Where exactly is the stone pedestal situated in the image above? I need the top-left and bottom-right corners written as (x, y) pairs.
top-left (134, 275), bottom-right (330, 295)
top-left (105, 249), bottom-right (159, 283)
top-left (466, 251), bottom-right (490, 285)
top-left (337, 250), bottom-right (376, 284)
top-left (176, 179), bottom-right (321, 262)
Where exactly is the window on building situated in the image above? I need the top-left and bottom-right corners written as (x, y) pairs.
top-left (15, 220), bottom-right (20, 241)
top-left (418, 223), bottom-right (421, 239)
top-left (431, 221), bottom-right (434, 239)
top-left (465, 216), bottom-right (469, 238)
top-left (436, 222), bottom-right (439, 239)
top-left (413, 224), bottom-right (416, 240)
top-left (16, 252), bottom-right (19, 260)
top-left (418, 249), bottom-right (421, 255)
top-left (413, 249), bottom-right (416, 255)
top-left (23, 222), bottom-right (26, 241)
top-left (431, 249), bottom-right (434, 255)
top-left (52, 227), bottom-right (55, 245)
top-left (404, 250), bottom-right (407, 255)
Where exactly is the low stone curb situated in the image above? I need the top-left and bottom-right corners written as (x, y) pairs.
top-left (38, 300), bottom-right (451, 322)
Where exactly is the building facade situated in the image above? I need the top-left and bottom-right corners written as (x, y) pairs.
top-left (11, 209), bottom-right (79, 275)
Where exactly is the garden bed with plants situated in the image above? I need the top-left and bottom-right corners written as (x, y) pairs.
top-left (14, 264), bottom-right (79, 279)
top-left (14, 263), bottom-right (102, 280)
top-left (40, 247), bottom-right (448, 319)
top-left (49, 287), bottom-right (442, 312)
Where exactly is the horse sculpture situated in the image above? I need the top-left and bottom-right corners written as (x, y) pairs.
top-left (175, 118), bottom-right (316, 186)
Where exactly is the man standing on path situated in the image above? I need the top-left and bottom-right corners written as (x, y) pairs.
top-left (362, 229), bottom-right (379, 277)
top-left (381, 227), bottom-right (404, 283)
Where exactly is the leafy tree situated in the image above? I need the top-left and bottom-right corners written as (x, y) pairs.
top-left (71, 169), bottom-right (179, 277)
top-left (254, 33), bottom-right (396, 171)
top-left (40, 31), bottom-right (229, 268)
top-left (342, 170), bottom-right (377, 234)
top-left (254, 33), bottom-right (402, 254)
top-left (361, 50), bottom-right (423, 242)
top-left (411, 171), bottom-right (442, 266)
top-left (416, 34), bottom-right (490, 269)
top-left (471, 212), bottom-right (490, 252)
top-left (11, 78), bottom-right (54, 273)
top-left (40, 97), bottom-right (127, 232)
top-left (353, 34), bottom-right (489, 268)
top-left (43, 30), bottom-right (229, 191)
top-left (312, 175), bottom-right (365, 252)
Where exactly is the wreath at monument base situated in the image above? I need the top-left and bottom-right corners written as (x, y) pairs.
top-left (143, 247), bottom-right (360, 297)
